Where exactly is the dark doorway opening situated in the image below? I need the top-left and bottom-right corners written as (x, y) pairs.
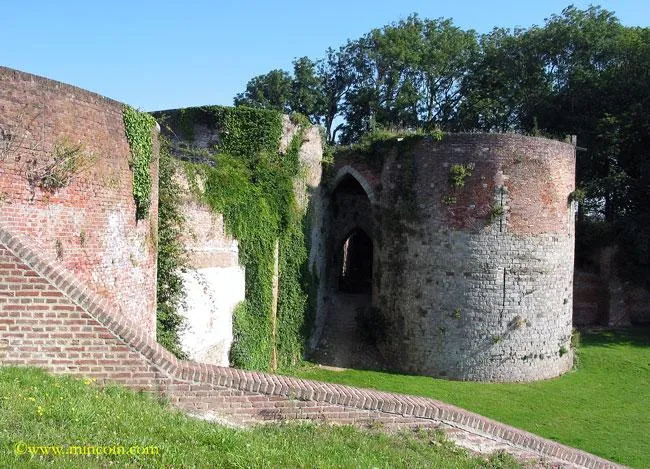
top-left (310, 172), bottom-right (385, 371)
top-left (339, 229), bottom-right (373, 293)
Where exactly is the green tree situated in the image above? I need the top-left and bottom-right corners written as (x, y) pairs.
top-left (458, 27), bottom-right (549, 132)
top-left (289, 56), bottom-right (323, 123)
top-left (234, 69), bottom-right (293, 112)
top-left (417, 18), bottom-right (478, 128)
top-left (339, 15), bottom-right (478, 142)
top-left (317, 45), bottom-right (357, 144)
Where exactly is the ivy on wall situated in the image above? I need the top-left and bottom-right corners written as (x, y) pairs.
top-left (123, 105), bottom-right (157, 219)
top-left (168, 105), bottom-right (283, 159)
top-left (173, 107), bottom-right (310, 371)
top-left (156, 139), bottom-right (188, 359)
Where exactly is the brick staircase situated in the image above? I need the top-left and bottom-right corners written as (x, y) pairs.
top-left (0, 225), bottom-right (624, 469)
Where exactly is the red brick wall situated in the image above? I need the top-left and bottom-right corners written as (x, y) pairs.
top-left (333, 134), bottom-right (575, 236)
top-left (0, 243), bottom-right (169, 390)
top-left (177, 180), bottom-right (239, 269)
top-left (0, 67), bottom-right (158, 334)
top-left (573, 270), bottom-right (607, 325)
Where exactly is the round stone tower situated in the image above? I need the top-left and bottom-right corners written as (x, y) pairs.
top-left (321, 133), bottom-right (576, 382)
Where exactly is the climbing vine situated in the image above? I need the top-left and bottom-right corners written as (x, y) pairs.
top-left (156, 138), bottom-right (188, 359)
top-left (175, 107), bottom-right (310, 371)
top-left (123, 105), bottom-right (157, 219)
top-left (165, 105), bottom-right (283, 159)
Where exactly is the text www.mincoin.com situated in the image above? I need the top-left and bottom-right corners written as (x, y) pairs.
top-left (14, 442), bottom-right (160, 457)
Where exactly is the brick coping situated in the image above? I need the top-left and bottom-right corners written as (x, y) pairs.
top-left (0, 66), bottom-right (125, 109)
top-left (0, 225), bottom-right (624, 469)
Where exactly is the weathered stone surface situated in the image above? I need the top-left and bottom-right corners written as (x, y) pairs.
top-left (317, 134), bottom-right (576, 381)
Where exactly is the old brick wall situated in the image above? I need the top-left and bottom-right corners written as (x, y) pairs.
top-left (574, 247), bottom-right (650, 326)
top-left (323, 134), bottom-right (576, 381)
top-left (176, 178), bottom-right (244, 366)
top-left (0, 67), bottom-right (158, 335)
top-left (0, 240), bottom-right (169, 390)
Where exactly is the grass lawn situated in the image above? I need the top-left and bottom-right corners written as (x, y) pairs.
top-left (288, 327), bottom-right (650, 468)
top-left (0, 366), bottom-right (521, 468)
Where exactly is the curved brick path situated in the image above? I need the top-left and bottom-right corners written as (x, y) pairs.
top-left (0, 226), bottom-right (626, 469)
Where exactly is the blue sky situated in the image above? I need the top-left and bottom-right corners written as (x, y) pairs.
top-left (2, 1), bottom-right (648, 111)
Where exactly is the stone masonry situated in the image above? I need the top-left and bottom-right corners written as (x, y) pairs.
top-left (315, 135), bottom-right (576, 381)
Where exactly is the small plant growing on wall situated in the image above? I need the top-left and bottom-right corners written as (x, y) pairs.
top-left (54, 239), bottom-right (63, 260)
top-left (441, 194), bottom-right (457, 205)
top-left (489, 204), bottom-right (505, 223)
top-left (509, 315), bottom-right (526, 330)
top-left (26, 138), bottom-right (95, 193)
top-left (449, 163), bottom-right (473, 188)
top-left (430, 128), bottom-right (444, 141)
top-left (568, 188), bottom-right (585, 206)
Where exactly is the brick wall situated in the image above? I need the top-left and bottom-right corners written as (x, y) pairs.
top-left (573, 270), bottom-right (607, 326)
top-left (176, 177), bottom-right (244, 365)
top-left (0, 241), bottom-right (170, 390)
top-left (574, 254), bottom-right (650, 326)
top-left (0, 67), bottom-right (158, 334)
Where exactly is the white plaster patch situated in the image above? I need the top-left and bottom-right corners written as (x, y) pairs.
top-left (179, 266), bottom-right (244, 366)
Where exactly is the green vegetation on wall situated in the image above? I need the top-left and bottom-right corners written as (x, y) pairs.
top-left (27, 138), bottom-right (95, 193)
top-left (156, 139), bottom-right (188, 359)
top-left (168, 105), bottom-right (283, 159)
top-left (275, 125), bottom-right (311, 367)
top-left (334, 126), bottom-right (442, 170)
top-left (123, 105), bottom-right (157, 220)
top-left (123, 107), bottom-right (188, 357)
top-left (175, 107), bottom-right (310, 371)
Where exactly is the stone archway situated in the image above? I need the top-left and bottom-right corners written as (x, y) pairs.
top-left (311, 172), bottom-right (384, 370)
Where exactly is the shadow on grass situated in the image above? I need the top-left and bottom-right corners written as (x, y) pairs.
top-left (579, 326), bottom-right (650, 348)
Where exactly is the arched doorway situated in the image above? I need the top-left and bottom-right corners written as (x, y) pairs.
top-left (310, 171), bottom-right (385, 370)
top-left (339, 228), bottom-right (373, 294)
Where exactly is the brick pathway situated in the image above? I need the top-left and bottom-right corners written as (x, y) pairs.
top-left (311, 293), bottom-right (385, 370)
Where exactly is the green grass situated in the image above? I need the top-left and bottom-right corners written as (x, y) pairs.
top-left (288, 328), bottom-right (650, 468)
top-left (0, 367), bottom-right (520, 468)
